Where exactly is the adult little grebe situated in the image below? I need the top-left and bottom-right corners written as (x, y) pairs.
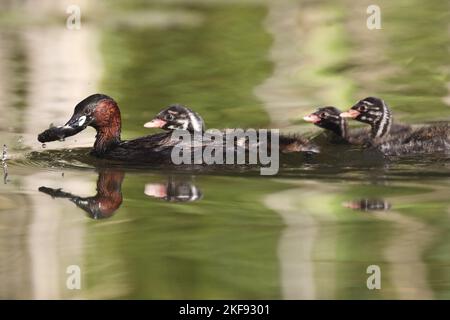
top-left (37, 94), bottom-right (199, 163)
top-left (145, 104), bottom-right (319, 153)
top-left (341, 97), bottom-right (450, 155)
top-left (303, 106), bottom-right (411, 145)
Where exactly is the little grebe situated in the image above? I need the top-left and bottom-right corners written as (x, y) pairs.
top-left (341, 97), bottom-right (449, 155)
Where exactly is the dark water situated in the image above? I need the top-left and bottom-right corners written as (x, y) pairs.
top-left (0, 0), bottom-right (449, 299)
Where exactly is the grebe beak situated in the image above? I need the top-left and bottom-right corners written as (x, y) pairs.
top-left (303, 114), bottom-right (321, 123)
top-left (144, 118), bottom-right (167, 128)
top-left (38, 113), bottom-right (90, 143)
top-left (340, 109), bottom-right (360, 118)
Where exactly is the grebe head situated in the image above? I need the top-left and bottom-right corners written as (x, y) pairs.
top-left (340, 97), bottom-right (392, 139)
top-left (38, 94), bottom-right (122, 153)
top-left (304, 106), bottom-right (347, 138)
top-left (65, 94), bottom-right (120, 133)
top-left (144, 104), bottom-right (205, 133)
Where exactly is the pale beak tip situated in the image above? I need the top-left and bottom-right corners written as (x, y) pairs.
top-left (144, 118), bottom-right (166, 128)
top-left (303, 114), bottom-right (320, 123)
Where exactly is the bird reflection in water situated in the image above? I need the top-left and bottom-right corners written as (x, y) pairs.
top-left (39, 170), bottom-right (202, 219)
top-left (343, 199), bottom-right (391, 212)
top-left (39, 170), bottom-right (125, 219)
top-left (144, 178), bottom-right (202, 202)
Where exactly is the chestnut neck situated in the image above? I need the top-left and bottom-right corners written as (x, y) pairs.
top-left (92, 100), bottom-right (122, 155)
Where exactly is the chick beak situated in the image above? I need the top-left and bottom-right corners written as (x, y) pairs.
top-left (340, 109), bottom-right (360, 118)
top-left (303, 114), bottom-right (321, 123)
top-left (144, 118), bottom-right (167, 128)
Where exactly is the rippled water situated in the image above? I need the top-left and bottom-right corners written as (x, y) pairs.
top-left (0, 0), bottom-right (449, 299)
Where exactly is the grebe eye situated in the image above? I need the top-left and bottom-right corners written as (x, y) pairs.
top-left (358, 105), bottom-right (367, 112)
top-left (319, 112), bottom-right (326, 118)
top-left (84, 108), bottom-right (91, 115)
top-left (165, 114), bottom-right (174, 121)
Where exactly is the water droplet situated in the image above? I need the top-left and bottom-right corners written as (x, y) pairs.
top-left (42, 143), bottom-right (47, 149)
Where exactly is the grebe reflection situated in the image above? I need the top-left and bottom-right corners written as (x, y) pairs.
top-left (39, 170), bottom-right (202, 219)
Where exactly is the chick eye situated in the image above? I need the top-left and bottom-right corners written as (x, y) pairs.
top-left (358, 105), bottom-right (367, 112)
top-left (319, 112), bottom-right (326, 118)
top-left (165, 114), bottom-right (174, 121)
top-left (84, 109), bottom-right (91, 115)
